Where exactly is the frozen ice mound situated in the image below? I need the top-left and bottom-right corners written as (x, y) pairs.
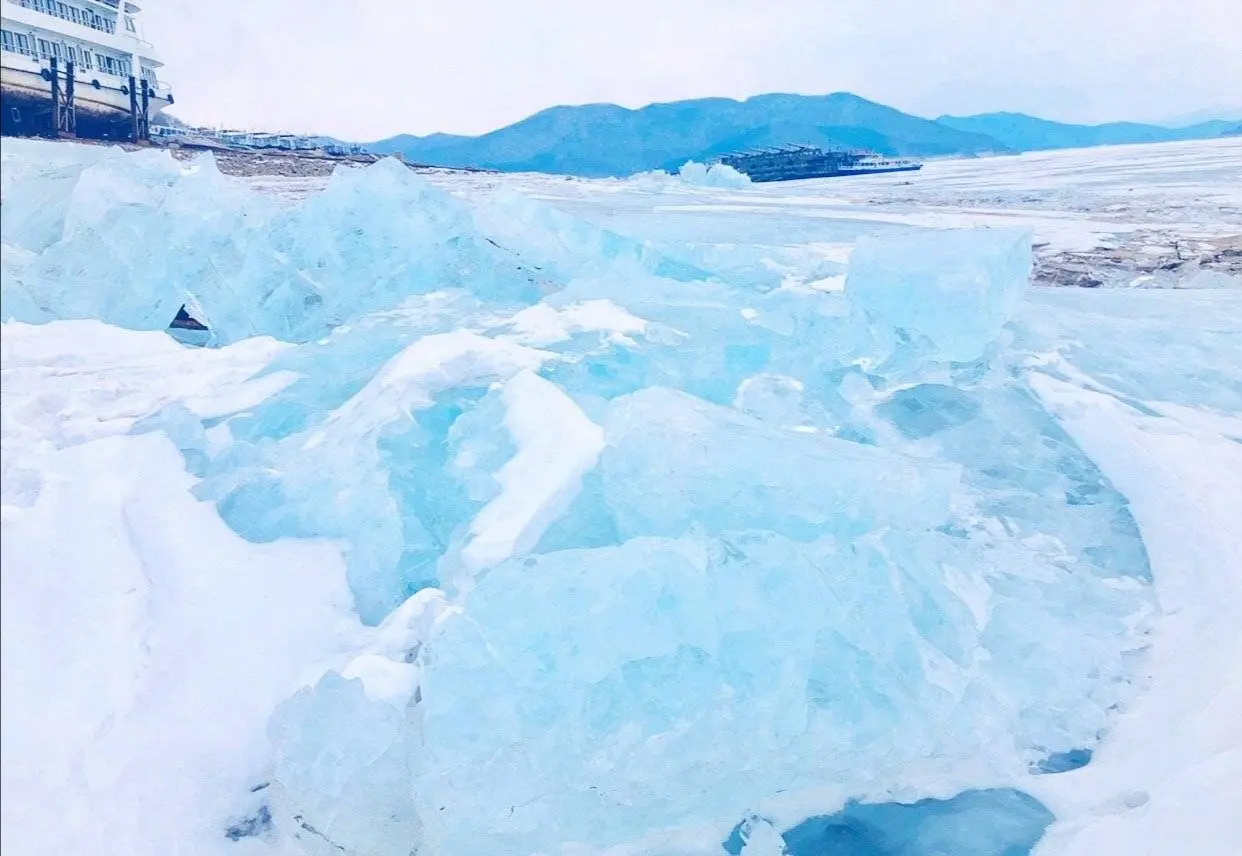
top-left (626, 160), bottom-right (752, 190)
top-left (2, 141), bottom-right (1162, 856)
top-left (677, 160), bottom-right (753, 188)
top-left (2, 151), bottom-right (542, 341)
top-left (402, 518), bottom-right (1143, 854)
top-left (245, 224), bottom-right (1145, 854)
top-left (847, 227), bottom-right (1032, 363)
top-left (201, 330), bottom-right (557, 624)
top-left (268, 671), bottom-right (424, 856)
top-left (471, 188), bottom-right (713, 285)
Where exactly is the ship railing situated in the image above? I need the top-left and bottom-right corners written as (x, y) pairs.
top-left (17, 0), bottom-right (119, 35)
top-left (1, 43), bottom-right (40, 60)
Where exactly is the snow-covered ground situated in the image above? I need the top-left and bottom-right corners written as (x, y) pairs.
top-left (1, 136), bottom-right (1240, 856)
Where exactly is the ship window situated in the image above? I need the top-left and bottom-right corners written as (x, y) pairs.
top-left (125, 16), bottom-right (136, 32)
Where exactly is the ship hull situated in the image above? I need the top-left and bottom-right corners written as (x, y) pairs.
top-left (746, 163), bottom-right (923, 183)
top-left (1, 59), bottom-right (170, 139)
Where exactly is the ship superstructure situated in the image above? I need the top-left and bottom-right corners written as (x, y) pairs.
top-left (1, 0), bottom-right (173, 139)
top-left (719, 146), bottom-right (922, 183)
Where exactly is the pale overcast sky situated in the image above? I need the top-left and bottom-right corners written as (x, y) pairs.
top-left (140, 0), bottom-right (1242, 141)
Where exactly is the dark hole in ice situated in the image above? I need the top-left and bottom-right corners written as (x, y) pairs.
top-left (224, 804), bottom-right (272, 841)
top-left (1031, 748), bottom-right (1093, 775)
top-left (722, 788), bottom-right (1053, 856)
top-left (170, 305), bottom-right (208, 331)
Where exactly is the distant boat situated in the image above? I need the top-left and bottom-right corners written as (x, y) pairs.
top-left (719, 146), bottom-right (922, 183)
top-left (1, 0), bottom-right (174, 139)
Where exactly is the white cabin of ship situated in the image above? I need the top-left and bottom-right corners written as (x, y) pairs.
top-left (1, 0), bottom-right (173, 136)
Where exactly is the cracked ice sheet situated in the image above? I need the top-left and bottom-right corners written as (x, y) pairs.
top-left (1024, 375), bottom-right (1242, 856)
top-left (651, 202), bottom-right (1163, 255)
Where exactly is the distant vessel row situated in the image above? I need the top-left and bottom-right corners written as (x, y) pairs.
top-left (719, 146), bottom-right (923, 182)
top-left (1, 0), bottom-right (172, 138)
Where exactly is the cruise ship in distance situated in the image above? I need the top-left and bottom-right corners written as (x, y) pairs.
top-left (719, 146), bottom-right (922, 183)
top-left (1, 0), bottom-right (172, 139)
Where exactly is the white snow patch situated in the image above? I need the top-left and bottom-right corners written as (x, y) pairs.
top-left (501, 299), bottom-right (648, 346)
top-left (0, 434), bottom-right (358, 856)
top-left (0, 320), bottom-right (294, 448)
top-left (459, 370), bottom-right (605, 576)
top-left (304, 330), bottom-right (551, 448)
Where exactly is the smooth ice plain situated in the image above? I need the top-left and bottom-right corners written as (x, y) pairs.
top-left (2, 137), bottom-right (1240, 856)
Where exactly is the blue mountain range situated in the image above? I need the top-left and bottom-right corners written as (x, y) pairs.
top-left (365, 92), bottom-right (1238, 178)
top-left (935, 111), bottom-right (1237, 152)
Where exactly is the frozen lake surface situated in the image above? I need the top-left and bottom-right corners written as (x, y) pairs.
top-left (253, 136), bottom-right (1242, 290)
top-left (1, 136), bottom-right (1240, 856)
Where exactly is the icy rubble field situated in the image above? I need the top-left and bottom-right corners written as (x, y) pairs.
top-left (427, 137), bottom-right (1242, 292)
top-left (253, 138), bottom-right (1242, 292)
top-left (1, 137), bottom-right (1240, 856)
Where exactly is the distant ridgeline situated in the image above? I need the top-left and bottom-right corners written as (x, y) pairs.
top-left (366, 93), bottom-right (1239, 178)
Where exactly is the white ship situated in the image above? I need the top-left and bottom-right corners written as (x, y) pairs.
top-left (1, 0), bottom-right (172, 139)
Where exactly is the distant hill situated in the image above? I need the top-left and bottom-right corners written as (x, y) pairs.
top-left (367, 92), bottom-right (1009, 177)
top-left (1152, 106), bottom-right (1242, 128)
top-left (935, 111), bottom-right (1234, 152)
top-left (1176, 119), bottom-right (1242, 138)
top-left (367, 132), bottom-right (472, 159)
top-left (364, 94), bottom-right (1237, 177)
